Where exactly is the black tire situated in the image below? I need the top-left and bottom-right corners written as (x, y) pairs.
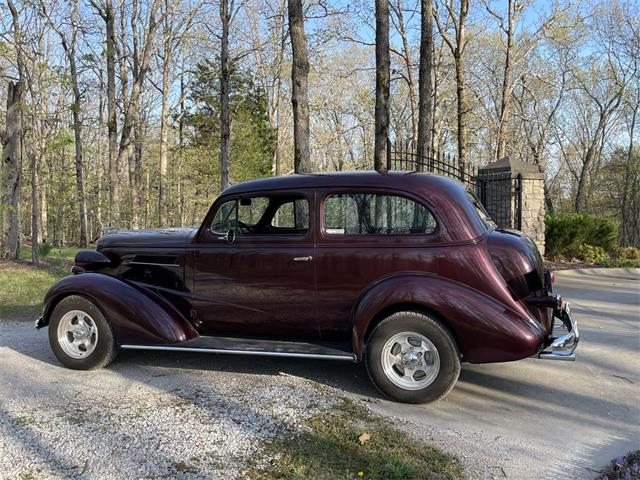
top-left (48, 295), bottom-right (117, 370)
top-left (365, 311), bottom-right (460, 403)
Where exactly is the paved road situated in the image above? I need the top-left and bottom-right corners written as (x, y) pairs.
top-left (0, 268), bottom-right (638, 479)
top-left (361, 268), bottom-right (640, 478)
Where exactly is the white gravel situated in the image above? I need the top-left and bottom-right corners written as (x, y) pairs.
top-left (0, 321), bottom-right (340, 479)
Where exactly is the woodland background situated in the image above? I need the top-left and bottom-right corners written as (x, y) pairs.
top-left (0, 0), bottom-right (638, 262)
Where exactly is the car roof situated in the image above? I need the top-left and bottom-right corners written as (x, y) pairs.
top-left (218, 171), bottom-right (488, 242)
top-left (222, 170), bottom-right (462, 195)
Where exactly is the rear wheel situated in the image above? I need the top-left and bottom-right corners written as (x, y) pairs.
top-left (365, 311), bottom-right (460, 403)
top-left (48, 295), bottom-right (117, 370)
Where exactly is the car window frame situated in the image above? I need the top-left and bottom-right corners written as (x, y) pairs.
top-left (318, 188), bottom-right (441, 243)
top-left (200, 189), bottom-right (315, 245)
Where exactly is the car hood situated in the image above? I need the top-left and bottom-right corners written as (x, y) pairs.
top-left (96, 227), bottom-right (197, 249)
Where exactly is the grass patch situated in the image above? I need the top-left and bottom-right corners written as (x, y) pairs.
top-left (0, 246), bottom-right (80, 321)
top-left (249, 398), bottom-right (464, 480)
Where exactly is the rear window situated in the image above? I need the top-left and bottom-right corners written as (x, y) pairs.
top-left (467, 192), bottom-right (496, 230)
top-left (324, 193), bottom-right (436, 235)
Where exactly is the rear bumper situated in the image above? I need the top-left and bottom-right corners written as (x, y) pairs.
top-left (537, 303), bottom-right (579, 361)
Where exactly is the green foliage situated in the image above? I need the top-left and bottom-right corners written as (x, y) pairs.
top-left (37, 240), bottom-right (54, 259)
top-left (545, 214), bottom-right (618, 258)
top-left (615, 246), bottom-right (640, 261)
top-left (574, 243), bottom-right (606, 264)
top-left (249, 398), bottom-right (463, 479)
top-left (184, 58), bottom-right (276, 186)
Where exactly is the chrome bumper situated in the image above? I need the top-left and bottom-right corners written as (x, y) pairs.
top-left (538, 303), bottom-right (579, 361)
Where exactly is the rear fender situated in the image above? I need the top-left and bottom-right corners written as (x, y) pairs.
top-left (352, 273), bottom-right (545, 363)
top-left (42, 273), bottom-right (198, 345)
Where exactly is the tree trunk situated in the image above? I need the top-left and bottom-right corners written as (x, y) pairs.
top-left (159, 16), bottom-right (171, 226)
top-left (30, 151), bottom-right (39, 264)
top-left (288, 0), bottom-right (312, 173)
top-left (495, 0), bottom-right (514, 161)
top-left (116, 0), bottom-right (160, 227)
top-left (454, 57), bottom-right (468, 174)
top-left (374, 0), bottom-right (390, 173)
top-left (2, 0), bottom-right (26, 260)
top-left (67, 0), bottom-right (88, 247)
top-left (1, 81), bottom-right (23, 260)
top-left (416, 0), bottom-right (434, 167)
top-left (220, 0), bottom-right (231, 190)
top-left (104, 0), bottom-right (119, 227)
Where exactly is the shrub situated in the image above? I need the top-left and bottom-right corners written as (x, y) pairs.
top-left (617, 246), bottom-right (640, 260)
top-left (574, 243), bottom-right (606, 264)
top-left (37, 240), bottom-right (54, 259)
top-left (545, 214), bottom-right (618, 258)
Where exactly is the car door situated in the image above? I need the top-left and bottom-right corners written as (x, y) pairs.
top-left (191, 190), bottom-right (318, 339)
top-left (315, 188), bottom-right (439, 341)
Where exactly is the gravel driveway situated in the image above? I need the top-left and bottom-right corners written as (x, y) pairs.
top-left (1, 268), bottom-right (638, 479)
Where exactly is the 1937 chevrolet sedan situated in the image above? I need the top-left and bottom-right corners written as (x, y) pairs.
top-left (36, 172), bottom-right (579, 403)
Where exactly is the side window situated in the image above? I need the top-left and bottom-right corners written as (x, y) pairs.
top-left (271, 199), bottom-right (309, 230)
top-left (210, 200), bottom-right (237, 234)
top-left (211, 195), bottom-right (310, 236)
top-left (323, 193), bottom-right (436, 235)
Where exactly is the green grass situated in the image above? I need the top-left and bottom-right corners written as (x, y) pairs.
top-left (249, 398), bottom-right (464, 480)
top-left (0, 246), bottom-right (80, 321)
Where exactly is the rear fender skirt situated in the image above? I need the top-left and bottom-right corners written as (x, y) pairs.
top-left (42, 273), bottom-right (198, 345)
top-left (352, 273), bottom-right (545, 363)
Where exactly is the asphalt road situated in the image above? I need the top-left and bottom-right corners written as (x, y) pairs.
top-left (0, 268), bottom-right (638, 479)
top-left (362, 268), bottom-right (640, 478)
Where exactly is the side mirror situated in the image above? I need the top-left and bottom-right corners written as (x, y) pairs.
top-left (218, 228), bottom-right (236, 244)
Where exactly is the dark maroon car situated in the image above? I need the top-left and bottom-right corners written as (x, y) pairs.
top-left (37, 172), bottom-right (578, 403)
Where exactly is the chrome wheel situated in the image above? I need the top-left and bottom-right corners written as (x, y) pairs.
top-left (57, 310), bottom-right (99, 359)
top-left (381, 331), bottom-right (440, 390)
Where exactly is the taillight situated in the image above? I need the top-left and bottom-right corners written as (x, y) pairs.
top-left (550, 271), bottom-right (555, 284)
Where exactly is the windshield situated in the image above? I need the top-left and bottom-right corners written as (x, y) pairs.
top-left (467, 192), bottom-right (497, 230)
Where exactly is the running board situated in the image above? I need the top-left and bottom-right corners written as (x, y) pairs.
top-left (120, 336), bottom-right (357, 362)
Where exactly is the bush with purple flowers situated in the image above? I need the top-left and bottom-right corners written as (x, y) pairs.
top-left (596, 450), bottom-right (640, 480)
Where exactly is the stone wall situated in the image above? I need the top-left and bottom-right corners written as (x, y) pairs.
top-left (520, 175), bottom-right (546, 255)
top-left (478, 157), bottom-right (546, 256)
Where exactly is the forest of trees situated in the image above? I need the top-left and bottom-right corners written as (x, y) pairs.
top-left (0, 0), bottom-right (638, 261)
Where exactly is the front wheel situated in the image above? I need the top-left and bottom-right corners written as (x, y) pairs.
top-left (48, 295), bottom-right (117, 370)
top-left (365, 311), bottom-right (460, 403)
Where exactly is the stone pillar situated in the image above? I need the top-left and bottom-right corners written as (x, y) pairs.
top-left (478, 157), bottom-right (546, 255)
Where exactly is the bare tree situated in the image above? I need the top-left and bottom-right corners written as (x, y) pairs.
top-left (417, 0), bottom-right (434, 163)
top-left (1, 0), bottom-right (27, 260)
top-left (435, 0), bottom-right (470, 173)
top-left (90, 0), bottom-right (120, 227)
top-left (288, 0), bottom-right (312, 173)
top-left (374, 0), bottom-right (390, 172)
top-left (42, 0), bottom-right (88, 246)
top-left (220, 0), bottom-right (232, 189)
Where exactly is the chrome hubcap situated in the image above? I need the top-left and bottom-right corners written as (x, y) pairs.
top-left (381, 331), bottom-right (440, 390)
top-left (57, 310), bottom-right (99, 359)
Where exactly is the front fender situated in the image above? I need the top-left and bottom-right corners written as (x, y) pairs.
top-left (352, 273), bottom-right (545, 363)
top-left (42, 273), bottom-right (198, 345)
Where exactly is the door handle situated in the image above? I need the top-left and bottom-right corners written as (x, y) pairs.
top-left (293, 256), bottom-right (313, 262)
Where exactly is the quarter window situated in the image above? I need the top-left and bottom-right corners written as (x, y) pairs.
top-left (210, 200), bottom-right (237, 234)
top-left (324, 193), bottom-right (436, 235)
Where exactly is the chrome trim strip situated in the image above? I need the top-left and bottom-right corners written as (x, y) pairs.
top-left (119, 344), bottom-right (357, 361)
top-left (126, 261), bottom-right (181, 267)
